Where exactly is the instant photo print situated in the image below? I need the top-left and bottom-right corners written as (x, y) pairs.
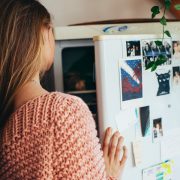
top-left (173, 66), bottom-right (180, 86)
top-left (173, 41), bottom-right (180, 59)
top-left (153, 118), bottom-right (163, 142)
top-left (139, 106), bottom-right (150, 137)
top-left (126, 41), bottom-right (141, 57)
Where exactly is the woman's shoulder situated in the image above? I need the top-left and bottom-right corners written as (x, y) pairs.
top-left (47, 91), bottom-right (85, 109)
top-left (49, 91), bottom-right (93, 126)
top-left (44, 91), bottom-right (89, 119)
top-left (1, 92), bottom-right (87, 145)
top-left (52, 91), bottom-right (90, 116)
top-left (9, 91), bottom-right (86, 123)
top-left (9, 91), bottom-right (82, 119)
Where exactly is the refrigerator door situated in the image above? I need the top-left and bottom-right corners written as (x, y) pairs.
top-left (94, 34), bottom-right (180, 180)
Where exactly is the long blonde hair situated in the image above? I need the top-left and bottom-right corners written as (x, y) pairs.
top-left (0, 0), bottom-right (51, 125)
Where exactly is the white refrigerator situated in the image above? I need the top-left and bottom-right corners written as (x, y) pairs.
top-left (54, 22), bottom-right (180, 180)
top-left (94, 33), bottom-right (180, 180)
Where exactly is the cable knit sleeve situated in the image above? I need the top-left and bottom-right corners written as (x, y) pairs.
top-left (52, 95), bottom-right (107, 179)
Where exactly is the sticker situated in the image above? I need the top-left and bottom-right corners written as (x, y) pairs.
top-left (156, 70), bottom-right (171, 96)
top-left (143, 161), bottom-right (173, 180)
top-left (102, 25), bottom-right (128, 33)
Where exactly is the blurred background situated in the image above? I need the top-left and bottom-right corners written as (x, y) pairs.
top-left (40, 0), bottom-right (179, 26)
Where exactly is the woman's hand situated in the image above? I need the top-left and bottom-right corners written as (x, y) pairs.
top-left (102, 127), bottom-right (128, 180)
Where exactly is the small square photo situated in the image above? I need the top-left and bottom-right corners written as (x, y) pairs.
top-left (153, 118), bottom-right (163, 142)
top-left (173, 41), bottom-right (180, 59)
top-left (126, 41), bottom-right (141, 57)
top-left (173, 66), bottom-right (180, 86)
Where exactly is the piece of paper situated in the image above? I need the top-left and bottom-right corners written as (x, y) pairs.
top-left (115, 108), bottom-right (137, 132)
top-left (143, 161), bottom-right (173, 180)
top-left (132, 140), bottom-right (143, 166)
top-left (161, 128), bottom-right (180, 161)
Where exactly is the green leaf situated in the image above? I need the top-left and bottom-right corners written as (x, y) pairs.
top-left (165, 0), bottom-right (171, 10)
top-left (151, 64), bottom-right (157, 71)
top-left (155, 40), bottom-right (163, 47)
top-left (155, 55), bottom-right (167, 66)
top-left (151, 6), bottom-right (160, 18)
top-left (158, 54), bottom-right (167, 60)
top-left (158, 54), bottom-right (164, 58)
top-left (155, 59), bottom-right (167, 65)
top-left (160, 16), bottom-right (167, 26)
top-left (145, 61), bottom-right (155, 70)
top-left (175, 4), bottom-right (180, 10)
top-left (164, 30), bottom-right (171, 37)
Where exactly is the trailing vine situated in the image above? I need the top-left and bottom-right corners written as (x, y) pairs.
top-left (146, 0), bottom-right (180, 71)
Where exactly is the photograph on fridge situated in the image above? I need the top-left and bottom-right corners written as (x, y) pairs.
top-left (172, 41), bottom-right (180, 59)
top-left (142, 39), bottom-right (172, 69)
top-left (126, 41), bottom-right (141, 57)
top-left (119, 59), bottom-right (143, 109)
top-left (139, 106), bottom-right (150, 137)
top-left (153, 118), bottom-right (163, 142)
top-left (173, 66), bottom-right (180, 86)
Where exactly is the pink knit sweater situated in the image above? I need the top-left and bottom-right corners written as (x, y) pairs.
top-left (0, 92), bottom-right (114, 180)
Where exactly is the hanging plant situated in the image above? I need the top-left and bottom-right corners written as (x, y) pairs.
top-left (146, 0), bottom-right (180, 71)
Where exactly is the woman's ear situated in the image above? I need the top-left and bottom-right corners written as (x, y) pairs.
top-left (41, 26), bottom-right (55, 72)
top-left (41, 27), bottom-right (49, 45)
top-left (42, 26), bottom-right (55, 49)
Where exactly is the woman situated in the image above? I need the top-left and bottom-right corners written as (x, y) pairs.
top-left (0, 0), bottom-right (127, 179)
